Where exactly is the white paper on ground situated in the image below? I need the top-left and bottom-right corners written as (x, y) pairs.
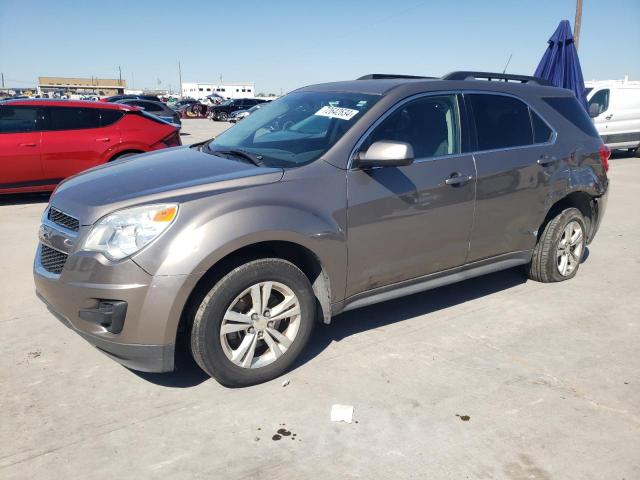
top-left (330, 404), bottom-right (354, 423)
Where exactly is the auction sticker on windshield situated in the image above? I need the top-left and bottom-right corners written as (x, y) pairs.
top-left (314, 105), bottom-right (360, 121)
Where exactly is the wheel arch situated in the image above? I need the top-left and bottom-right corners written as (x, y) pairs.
top-left (176, 240), bottom-right (333, 351)
top-left (108, 149), bottom-right (144, 162)
top-left (538, 191), bottom-right (597, 243)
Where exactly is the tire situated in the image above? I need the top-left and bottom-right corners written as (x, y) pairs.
top-left (190, 258), bottom-right (316, 387)
top-left (633, 147), bottom-right (640, 158)
top-left (217, 111), bottom-right (228, 122)
top-left (110, 151), bottom-right (141, 162)
top-left (527, 207), bottom-right (587, 283)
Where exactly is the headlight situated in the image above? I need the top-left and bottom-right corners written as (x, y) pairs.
top-left (82, 204), bottom-right (178, 261)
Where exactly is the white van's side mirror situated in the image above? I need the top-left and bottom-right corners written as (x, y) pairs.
top-left (588, 103), bottom-right (600, 118)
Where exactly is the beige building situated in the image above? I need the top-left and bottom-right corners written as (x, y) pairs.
top-left (38, 76), bottom-right (126, 96)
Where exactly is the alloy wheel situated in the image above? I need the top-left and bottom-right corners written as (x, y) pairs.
top-left (556, 221), bottom-right (584, 276)
top-left (220, 281), bottom-right (301, 369)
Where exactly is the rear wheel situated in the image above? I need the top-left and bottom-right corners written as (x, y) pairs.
top-left (190, 259), bottom-right (316, 387)
top-left (527, 207), bottom-right (587, 282)
top-left (632, 146), bottom-right (640, 158)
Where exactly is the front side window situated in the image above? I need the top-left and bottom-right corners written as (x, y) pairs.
top-left (469, 94), bottom-right (533, 150)
top-left (587, 89), bottom-right (610, 116)
top-left (361, 94), bottom-right (460, 159)
top-left (207, 91), bottom-right (380, 168)
top-left (0, 106), bottom-right (39, 133)
top-left (48, 107), bottom-right (101, 130)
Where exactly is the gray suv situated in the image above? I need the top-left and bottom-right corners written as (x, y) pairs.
top-left (34, 72), bottom-right (610, 386)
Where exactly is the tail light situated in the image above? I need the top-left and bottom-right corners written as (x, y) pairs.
top-left (157, 130), bottom-right (181, 148)
top-left (598, 144), bottom-right (611, 172)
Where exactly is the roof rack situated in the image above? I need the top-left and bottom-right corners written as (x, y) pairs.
top-left (357, 74), bottom-right (435, 80)
top-left (442, 71), bottom-right (552, 86)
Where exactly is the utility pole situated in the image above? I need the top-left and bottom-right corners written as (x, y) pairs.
top-left (118, 66), bottom-right (122, 88)
top-left (178, 61), bottom-right (182, 97)
top-left (573, 0), bottom-right (583, 50)
top-left (1, 72), bottom-right (4, 88)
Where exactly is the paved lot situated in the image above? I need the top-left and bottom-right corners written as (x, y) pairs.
top-left (1, 124), bottom-right (638, 479)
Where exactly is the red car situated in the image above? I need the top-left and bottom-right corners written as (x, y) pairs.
top-left (0, 99), bottom-right (181, 194)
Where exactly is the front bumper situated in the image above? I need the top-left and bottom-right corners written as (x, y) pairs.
top-left (34, 244), bottom-right (198, 373)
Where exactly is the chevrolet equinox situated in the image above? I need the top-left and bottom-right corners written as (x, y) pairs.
top-left (34, 72), bottom-right (610, 386)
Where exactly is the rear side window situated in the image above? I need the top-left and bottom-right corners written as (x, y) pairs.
top-left (49, 107), bottom-right (101, 130)
top-left (0, 106), bottom-right (39, 133)
top-left (530, 109), bottom-right (553, 143)
top-left (468, 94), bottom-right (533, 150)
top-left (542, 97), bottom-right (600, 138)
top-left (100, 110), bottom-right (124, 127)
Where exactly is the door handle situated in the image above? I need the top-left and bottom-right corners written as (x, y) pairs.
top-left (19, 143), bottom-right (38, 147)
top-left (605, 114), bottom-right (613, 120)
top-left (95, 137), bottom-right (111, 142)
top-left (537, 155), bottom-right (558, 167)
top-left (445, 173), bottom-right (473, 186)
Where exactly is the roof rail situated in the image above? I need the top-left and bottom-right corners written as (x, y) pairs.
top-left (357, 74), bottom-right (435, 80)
top-left (442, 71), bottom-right (552, 86)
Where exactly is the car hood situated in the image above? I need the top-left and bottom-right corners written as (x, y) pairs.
top-left (51, 146), bottom-right (284, 225)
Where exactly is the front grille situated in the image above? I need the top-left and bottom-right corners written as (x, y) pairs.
top-left (40, 244), bottom-right (68, 274)
top-left (48, 207), bottom-right (79, 232)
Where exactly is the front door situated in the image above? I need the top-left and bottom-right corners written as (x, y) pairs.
top-left (346, 94), bottom-right (476, 297)
top-left (0, 105), bottom-right (44, 190)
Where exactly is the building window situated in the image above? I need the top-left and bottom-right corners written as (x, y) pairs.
top-left (206, 88), bottom-right (211, 91)
top-left (247, 89), bottom-right (252, 92)
top-left (236, 88), bottom-right (239, 92)
top-left (199, 88), bottom-right (203, 91)
top-left (242, 89), bottom-right (246, 92)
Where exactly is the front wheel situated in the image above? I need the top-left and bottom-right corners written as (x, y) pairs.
top-left (190, 259), bottom-right (316, 387)
top-left (527, 207), bottom-right (587, 282)
top-left (217, 111), bottom-right (228, 122)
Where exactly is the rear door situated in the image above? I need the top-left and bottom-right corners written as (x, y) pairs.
top-left (0, 105), bottom-right (44, 190)
top-left (41, 106), bottom-right (115, 179)
top-left (465, 93), bottom-right (556, 262)
top-left (346, 94), bottom-right (476, 296)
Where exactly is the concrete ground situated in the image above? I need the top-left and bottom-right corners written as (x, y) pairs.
top-left (1, 123), bottom-right (638, 479)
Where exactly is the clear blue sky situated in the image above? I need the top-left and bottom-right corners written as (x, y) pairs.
top-left (1, 0), bottom-right (639, 93)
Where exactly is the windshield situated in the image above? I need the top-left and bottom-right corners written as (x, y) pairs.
top-left (206, 91), bottom-right (380, 167)
top-left (220, 99), bottom-right (233, 106)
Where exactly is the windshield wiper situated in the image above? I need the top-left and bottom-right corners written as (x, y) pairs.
top-left (211, 149), bottom-right (264, 166)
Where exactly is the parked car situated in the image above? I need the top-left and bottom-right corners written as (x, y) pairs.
top-left (34, 72), bottom-right (609, 387)
top-left (228, 103), bottom-right (266, 123)
top-left (209, 98), bottom-right (267, 121)
top-left (101, 94), bottom-right (160, 103)
top-left (587, 81), bottom-right (640, 155)
top-left (115, 99), bottom-right (181, 127)
top-left (0, 99), bottom-right (181, 194)
top-left (170, 99), bottom-right (200, 111)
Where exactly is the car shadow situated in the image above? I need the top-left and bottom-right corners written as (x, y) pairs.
top-left (0, 193), bottom-right (50, 206)
top-left (293, 267), bottom-right (527, 370)
top-left (132, 266), bottom-right (527, 389)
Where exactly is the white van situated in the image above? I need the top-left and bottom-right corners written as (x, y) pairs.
top-left (586, 79), bottom-right (640, 154)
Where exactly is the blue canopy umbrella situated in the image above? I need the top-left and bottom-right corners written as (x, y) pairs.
top-left (534, 19), bottom-right (588, 111)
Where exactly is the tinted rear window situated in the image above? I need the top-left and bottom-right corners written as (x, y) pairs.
top-left (530, 109), bottom-right (553, 143)
top-left (542, 97), bottom-right (599, 138)
top-left (468, 94), bottom-right (533, 150)
top-left (0, 106), bottom-right (39, 133)
top-left (49, 107), bottom-right (101, 130)
top-left (100, 110), bottom-right (124, 127)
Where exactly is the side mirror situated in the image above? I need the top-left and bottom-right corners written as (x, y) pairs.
top-left (357, 141), bottom-right (415, 168)
top-left (588, 103), bottom-right (600, 118)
